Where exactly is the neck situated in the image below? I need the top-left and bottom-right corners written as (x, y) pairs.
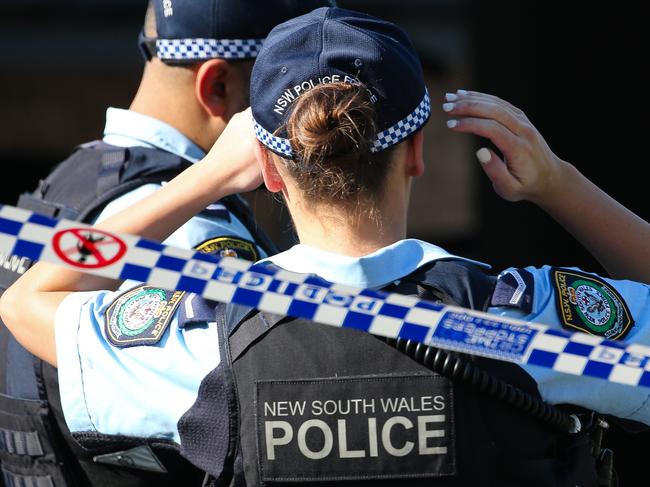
top-left (129, 60), bottom-right (222, 151)
top-left (289, 192), bottom-right (409, 258)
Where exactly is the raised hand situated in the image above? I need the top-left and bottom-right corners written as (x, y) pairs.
top-left (443, 90), bottom-right (567, 206)
top-left (443, 89), bottom-right (650, 281)
top-left (199, 107), bottom-right (264, 196)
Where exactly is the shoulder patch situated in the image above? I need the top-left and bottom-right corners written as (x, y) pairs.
top-left (105, 285), bottom-right (185, 348)
top-left (552, 268), bottom-right (634, 340)
top-left (195, 236), bottom-right (259, 261)
top-left (199, 202), bottom-right (231, 222)
top-left (177, 293), bottom-right (219, 328)
top-left (490, 269), bottom-right (535, 314)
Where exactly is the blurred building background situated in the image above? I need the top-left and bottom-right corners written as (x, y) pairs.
top-left (0, 0), bottom-right (647, 275)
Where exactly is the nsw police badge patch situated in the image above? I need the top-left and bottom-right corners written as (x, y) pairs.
top-left (552, 268), bottom-right (634, 340)
top-left (105, 285), bottom-right (185, 348)
top-left (195, 236), bottom-right (259, 261)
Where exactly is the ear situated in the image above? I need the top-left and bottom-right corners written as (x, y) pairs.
top-left (405, 129), bottom-right (425, 177)
top-left (194, 59), bottom-right (229, 118)
top-left (254, 141), bottom-right (285, 193)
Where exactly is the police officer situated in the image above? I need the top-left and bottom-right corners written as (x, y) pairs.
top-left (0, 1), bottom-right (333, 485)
top-left (2, 6), bottom-right (649, 486)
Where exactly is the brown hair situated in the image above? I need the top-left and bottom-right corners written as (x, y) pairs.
top-left (279, 83), bottom-right (395, 207)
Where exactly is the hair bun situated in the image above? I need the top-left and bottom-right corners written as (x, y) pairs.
top-left (288, 83), bottom-right (376, 165)
top-left (280, 82), bottom-right (393, 204)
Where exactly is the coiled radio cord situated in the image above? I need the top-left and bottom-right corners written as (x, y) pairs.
top-left (384, 337), bottom-right (577, 433)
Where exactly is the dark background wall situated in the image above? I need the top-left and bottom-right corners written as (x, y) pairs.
top-left (469, 1), bottom-right (648, 277)
top-left (0, 0), bottom-right (647, 277)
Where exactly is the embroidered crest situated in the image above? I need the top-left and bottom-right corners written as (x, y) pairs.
top-left (195, 236), bottom-right (259, 261)
top-left (105, 285), bottom-right (185, 348)
top-left (552, 268), bottom-right (634, 340)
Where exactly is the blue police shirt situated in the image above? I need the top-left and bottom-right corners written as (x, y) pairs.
top-left (104, 107), bottom-right (205, 162)
top-left (266, 253), bottom-right (650, 425)
top-left (55, 108), bottom-right (266, 443)
top-left (55, 238), bottom-right (650, 445)
top-left (263, 240), bottom-right (489, 288)
top-left (54, 240), bottom-right (482, 443)
top-left (489, 265), bottom-right (650, 423)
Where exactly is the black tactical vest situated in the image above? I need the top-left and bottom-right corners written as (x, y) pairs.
top-left (0, 141), bottom-right (276, 487)
top-left (178, 259), bottom-right (601, 487)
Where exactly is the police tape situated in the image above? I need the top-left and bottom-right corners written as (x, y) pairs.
top-left (1, 203), bottom-right (650, 389)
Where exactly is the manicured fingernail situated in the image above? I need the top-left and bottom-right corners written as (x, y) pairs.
top-left (457, 89), bottom-right (468, 95)
top-left (446, 120), bottom-right (458, 128)
top-left (476, 148), bottom-right (491, 164)
top-left (445, 93), bottom-right (458, 102)
top-left (442, 103), bottom-right (455, 112)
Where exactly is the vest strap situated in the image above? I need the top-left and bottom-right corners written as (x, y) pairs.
top-left (1, 469), bottom-right (54, 487)
top-left (0, 428), bottom-right (44, 456)
top-left (97, 148), bottom-right (127, 196)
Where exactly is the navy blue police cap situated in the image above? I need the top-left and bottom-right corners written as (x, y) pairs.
top-left (140, 0), bottom-right (337, 63)
top-left (251, 7), bottom-right (430, 158)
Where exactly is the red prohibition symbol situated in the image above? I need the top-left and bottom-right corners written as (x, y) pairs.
top-left (52, 228), bottom-right (127, 269)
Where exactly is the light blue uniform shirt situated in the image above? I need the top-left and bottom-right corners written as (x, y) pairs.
top-left (56, 235), bottom-right (650, 446)
top-left (55, 108), bottom-right (265, 444)
top-left (54, 239), bottom-right (482, 443)
top-left (489, 265), bottom-right (650, 424)
top-left (263, 240), bottom-right (488, 289)
top-left (268, 253), bottom-right (650, 425)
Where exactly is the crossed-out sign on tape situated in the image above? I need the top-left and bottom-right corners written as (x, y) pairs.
top-left (53, 228), bottom-right (127, 268)
top-left (1, 203), bottom-right (650, 389)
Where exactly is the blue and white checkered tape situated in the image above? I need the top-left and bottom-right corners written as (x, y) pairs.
top-left (1, 203), bottom-right (649, 389)
top-left (254, 89), bottom-right (431, 159)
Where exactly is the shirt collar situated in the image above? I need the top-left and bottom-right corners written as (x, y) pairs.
top-left (103, 107), bottom-right (205, 162)
top-left (264, 239), bottom-right (490, 289)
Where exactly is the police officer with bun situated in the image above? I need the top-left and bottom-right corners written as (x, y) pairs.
top-left (2, 6), bottom-right (650, 487)
top-left (0, 0), bottom-right (334, 485)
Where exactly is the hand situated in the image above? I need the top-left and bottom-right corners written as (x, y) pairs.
top-left (443, 90), bottom-right (567, 204)
top-left (200, 107), bottom-right (263, 195)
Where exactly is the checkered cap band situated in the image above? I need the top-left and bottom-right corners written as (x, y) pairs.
top-left (253, 121), bottom-right (293, 158)
top-left (373, 89), bottom-right (431, 152)
top-left (2, 203), bottom-right (649, 390)
top-left (254, 89), bottom-right (431, 158)
top-left (157, 38), bottom-right (264, 60)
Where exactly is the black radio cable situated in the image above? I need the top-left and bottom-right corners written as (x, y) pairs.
top-left (383, 337), bottom-right (578, 433)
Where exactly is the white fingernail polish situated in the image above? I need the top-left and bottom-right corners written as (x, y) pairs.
top-left (445, 93), bottom-right (458, 102)
top-left (446, 120), bottom-right (458, 128)
top-left (476, 148), bottom-right (491, 164)
top-left (442, 103), bottom-right (455, 112)
top-left (457, 89), bottom-right (468, 95)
